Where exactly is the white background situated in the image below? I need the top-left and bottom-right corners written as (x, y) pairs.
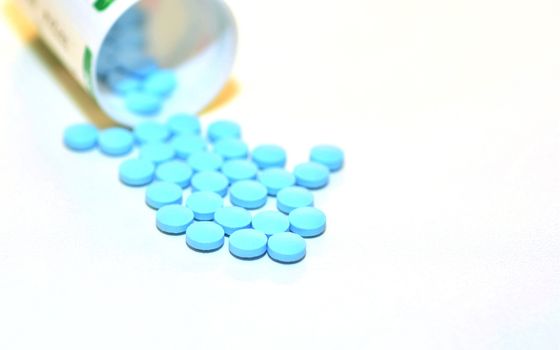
top-left (1, 0), bottom-right (560, 348)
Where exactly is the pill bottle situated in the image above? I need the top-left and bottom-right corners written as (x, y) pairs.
top-left (15, 0), bottom-right (236, 126)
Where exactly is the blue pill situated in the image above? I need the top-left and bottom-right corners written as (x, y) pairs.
top-left (133, 121), bottom-right (170, 144)
top-left (310, 145), bottom-right (344, 172)
top-left (119, 158), bottom-right (155, 186)
top-left (106, 71), bottom-right (142, 95)
top-left (228, 229), bottom-right (268, 259)
top-left (267, 232), bottom-right (306, 263)
top-left (139, 142), bottom-right (175, 165)
top-left (214, 206), bottom-right (252, 235)
top-left (276, 186), bottom-right (314, 214)
top-left (251, 145), bottom-right (287, 169)
top-left (63, 123), bottom-right (98, 151)
top-left (145, 181), bottom-right (183, 209)
top-left (98, 127), bottom-right (134, 156)
top-left (188, 151), bottom-right (223, 172)
top-left (186, 221), bottom-right (225, 252)
top-left (156, 204), bottom-right (194, 235)
top-left (191, 170), bottom-right (229, 197)
top-left (252, 210), bottom-right (290, 237)
top-left (143, 70), bottom-right (177, 96)
top-left (167, 114), bottom-right (201, 135)
top-left (213, 138), bottom-right (248, 160)
top-left (186, 191), bottom-right (223, 220)
top-left (125, 91), bottom-right (162, 115)
top-left (229, 180), bottom-right (268, 209)
top-left (221, 159), bottom-right (258, 183)
top-left (293, 162), bottom-right (330, 189)
top-left (155, 160), bottom-right (193, 188)
top-left (289, 207), bottom-right (326, 238)
top-left (257, 168), bottom-right (296, 196)
top-left (207, 120), bottom-right (241, 142)
top-left (171, 134), bottom-right (207, 159)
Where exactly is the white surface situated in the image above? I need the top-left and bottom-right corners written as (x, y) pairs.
top-left (1, 0), bottom-right (560, 349)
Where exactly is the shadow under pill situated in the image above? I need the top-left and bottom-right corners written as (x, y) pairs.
top-left (186, 245), bottom-right (224, 254)
top-left (156, 227), bottom-right (186, 236)
top-left (224, 252), bottom-right (307, 284)
top-left (228, 252), bottom-right (267, 261)
top-left (268, 253), bottom-right (307, 265)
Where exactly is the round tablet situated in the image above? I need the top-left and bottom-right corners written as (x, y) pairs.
top-left (267, 232), bottom-right (306, 263)
top-left (191, 170), bottom-right (229, 197)
top-left (228, 229), bottom-right (268, 259)
top-left (213, 138), bottom-right (248, 160)
top-left (133, 121), bottom-right (170, 144)
top-left (106, 71), bottom-right (142, 95)
top-left (185, 191), bottom-right (223, 220)
top-left (293, 162), bottom-right (330, 189)
top-left (167, 114), bottom-right (201, 135)
top-left (188, 151), bottom-right (223, 172)
top-left (124, 91), bottom-right (162, 115)
top-left (139, 142), bottom-right (175, 165)
top-left (252, 210), bottom-right (290, 236)
top-left (221, 159), bottom-right (258, 183)
top-left (156, 204), bottom-right (194, 235)
top-left (214, 206), bottom-right (252, 235)
top-left (143, 70), bottom-right (177, 96)
top-left (207, 120), bottom-right (241, 142)
top-left (98, 127), bottom-right (134, 156)
top-left (155, 160), bottom-right (193, 188)
top-left (186, 221), bottom-right (225, 252)
top-left (310, 145), bottom-right (344, 172)
top-left (229, 180), bottom-right (268, 209)
top-left (63, 124), bottom-right (98, 151)
top-left (257, 168), bottom-right (296, 196)
top-left (289, 207), bottom-right (326, 238)
top-left (276, 186), bottom-right (314, 214)
top-left (145, 181), bottom-right (183, 209)
top-left (119, 158), bottom-right (155, 186)
top-left (171, 134), bottom-right (207, 159)
top-left (251, 145), bottom-right (287, 169)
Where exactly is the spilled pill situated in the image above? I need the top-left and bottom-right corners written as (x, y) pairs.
top-left (186, 221), bottom-right (225, 252)
top-left (267, 232), bottom-right (306, 263)
top-left (63, 124), bottom-right (98, 151)
top-left (98, 127), bottom-right (134, 156)
top-left (145, 181), bottom-right (183, 209)
top-left (155, 160), bottom-right (193, 188)
top-left (229, 180), bottom-right (268, 209)
top-left (156, 204), bottom-right (194, 235)
top-left (119, 158), bottom-right (155, 186)
top-left (276, 186), bottom-right (314, 214)
top-left (186, 191), bottom-right (223, 221)
top-left (228, 229), bottom-right (268, 259)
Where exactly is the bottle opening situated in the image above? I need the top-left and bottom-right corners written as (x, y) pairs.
top-left (93, 0), bottom-right (236, 126)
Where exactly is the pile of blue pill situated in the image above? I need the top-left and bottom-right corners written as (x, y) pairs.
top-left (96, 6), bottom-right (178, 116)
top-left (64, 116), bottom-right (343, 263)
